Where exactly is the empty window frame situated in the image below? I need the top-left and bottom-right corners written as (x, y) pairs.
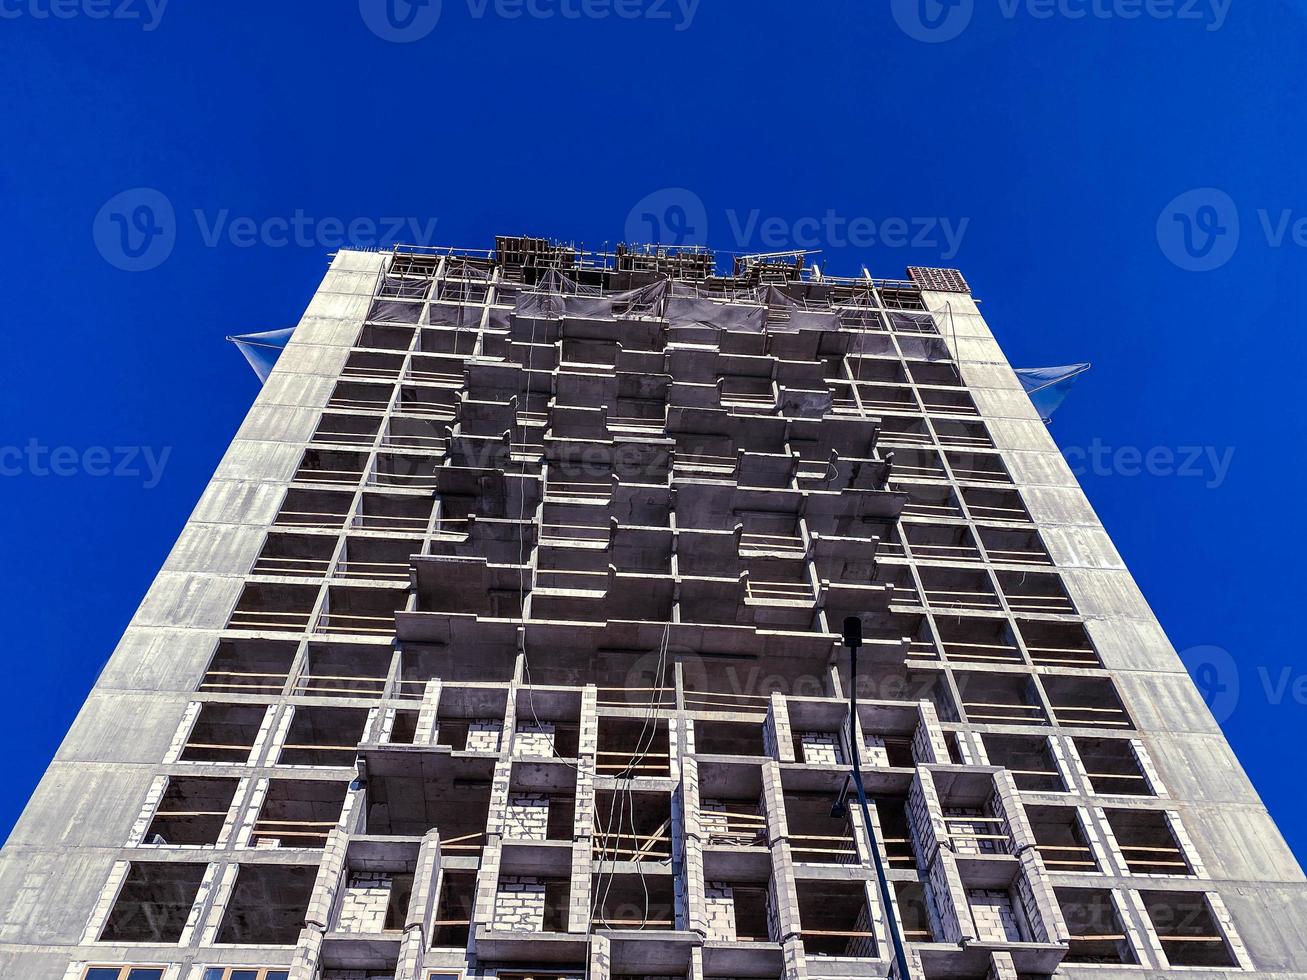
top-left (1074, 738), bottom-right (1155, 796)
top-left (1139, 891), bottom-right (1239, 967)
top-left (144, 776), bottom-right (240, 846)
top-left (983, 734), bottom-right (1067, 792)
top-left (1057, 888), bottom-right (1137, 965)
top-left (100, 863), bottom-right (208, 944)
top-left (1103, 809), bottom-right (1194, 876)
top-left (215, 865), bottom-right (317, 945)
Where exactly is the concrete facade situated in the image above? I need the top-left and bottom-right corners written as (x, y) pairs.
top-left (0, 239), bottom-right (1303, 980)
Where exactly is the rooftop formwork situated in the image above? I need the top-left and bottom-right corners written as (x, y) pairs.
top-left (1, 238), bottom-right (1304, 980)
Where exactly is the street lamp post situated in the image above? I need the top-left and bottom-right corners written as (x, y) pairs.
top-left (841, 615), bottom-right (913, 980)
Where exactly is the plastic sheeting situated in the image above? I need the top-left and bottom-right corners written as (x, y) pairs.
top-left (228, 327), bottom-right (295, 383)
top-left (1016, 363), bottom-right (1091, 422)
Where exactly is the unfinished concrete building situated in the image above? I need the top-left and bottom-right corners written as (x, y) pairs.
top-left (2, 238), bottom-right (1305, 980)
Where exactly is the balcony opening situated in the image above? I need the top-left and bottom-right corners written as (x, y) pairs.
top-left (366, 763), bottom-right (493, 848)
top-left (905, 521), bottom-right (980, 562)
top-left (935, 616), bottom-right (1022, 666)
top-left (100, 862), bottom-right (207, 943)
top-left (491, 878), bottom-right (572, 930)
top-left (432, 686), bottom-right (508, 750)
top-left (783, 788), bottom-right (856, 866)
top-left (358, 321), bottom-right (417, 351)
top-left (373, 451), bottom-right (442, 492)
top-left (592, 872), bottom-right (676, 931)
top-left (275, 487), bottom-right (351, 531)
top-left (293, 640), bottom-right (392, 699)
top-left (328, 379), bottom-right (393, 414)
top-left (796, 879), bottom-right (876, 957)
top-left (699, 763), bottom-right (767, 848)
top-left (505, 762), bottom-right (576, 842)
top-left (396, 383), bottom-right (458, 419)
top-left (877, 414), bottom-right (931, 447)
top-left (333, 866), bottom-right (413, 935)
top-left (693, 719), bottom-right (766, 757)
top-left (216, 864), bottom-right (317, 945)
top-left (597, 717), bottom-right (671, 777)
top-left (383, 414), bottom-right (447, 453)
top-left (1026, 805), bottom-right (1099, 873)
top-left (923, 389), bottom-right (978, 416)
top-left (318, 584), bottom-right (406, 637)
top-left (894, 880), bottom-right (934, 943)
top-left (1103, 809), bottom-right (1193, 876)
top-left (907, 361), bottom-right (961, 387)
top-left (848, 356), bottom-right (906, 383)
top-left (252, 531), bottom-right (336, 579)
top-left (295, 448), bottom-right (367, 487)
top-left (982, 734), bottom-right (1065, 792)
top-left (997, 570), bottom-right (1075, 615)
top-left (1042, 675), bottom-right (1133, 730)
top-left (886, 448), bottom-right (948, 483)
top-left (311, 411), bottom-right (381, 448)
top-left (250, 779), bottom-right (350, 849)
top-left (513, 688), bottom-right (582, 759)
top-left (180, 702), bottom-right (268, 764)
top-left (228, 582), bottom-right (318, 633)
top-left (431, 869), bottom-right (477, 947)
top-left (961, 487), bottom-right (1028, 523)
top-left (337, 536), bottom-right (416, 582)
top-left (278, 706), bottom-right (368, 767)
top-left (1057, 888), bottom-right (1137, 964)
top-left (145, 776), bottom-right (239, 846)
top-left (919, 567), bottom-right (1001, 612)
top-left (977, 525), bottom-right (1051, 566)
top-left (897, 483), bottom-right (964, 520)
top-left (200, 638), bottom-right (296, 697)
top-left (1073, 737), bottom-right (1154, 796)
top-left (703, 881), bottom-right (772, 942)
top-left (876, 798), bottom-right (917, 869)
top-left (932, 418), bottom-right (994, 450)
top-left (594, 789), bottom-right (672, 863)
top-left (389, 709), bottom-right (419, 744)
top-left (1139, 891), bottom-right (1238, 967)
top-left (1018, 620), bottom-right (1100, 668)
top-left (356, 490), bottom-right (434, 534)
top-left (954, 670), bottom-right (1047, 726)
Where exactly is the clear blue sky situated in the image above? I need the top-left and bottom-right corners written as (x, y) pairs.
top-left (2, 0), bottom-right (1305, 860)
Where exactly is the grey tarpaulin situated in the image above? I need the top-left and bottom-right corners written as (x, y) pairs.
top-left (368, 298), bottom-right (423, 323)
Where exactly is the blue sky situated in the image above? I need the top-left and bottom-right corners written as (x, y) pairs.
top-left (1, 0), bottom-right (1305, 859)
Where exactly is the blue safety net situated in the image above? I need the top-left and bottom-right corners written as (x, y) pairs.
top-left (228, 327), bottom-right (296, 383)
top-left (1015, 363), bottom-right (1090, 422)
